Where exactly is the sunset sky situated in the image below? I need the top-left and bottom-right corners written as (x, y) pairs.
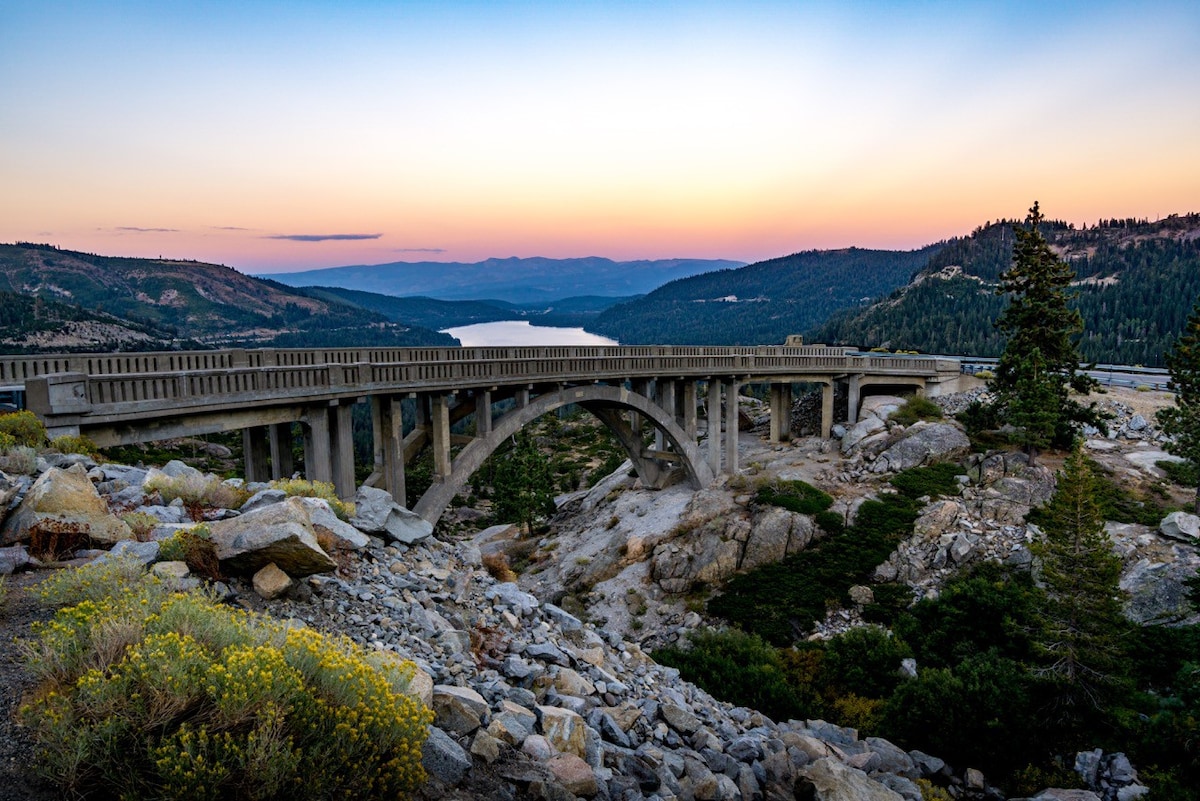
top-left (2, 1), bottom-right (1198, 274)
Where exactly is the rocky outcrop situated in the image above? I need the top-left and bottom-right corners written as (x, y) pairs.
top-left (869, 422), bottom-right (971, 473)
top-left (208, 497), bottom-right (336, 576)
top-left (350, 485), bottom-right (433, 544)
top-left (0, 464), bottom-right (132, 546)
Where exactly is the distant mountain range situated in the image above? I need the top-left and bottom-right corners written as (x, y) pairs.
top-left (585, 246), bottom-right (944, 345)
top-left (807, 213), bottom-right (1200, 367)
top-left (0, 243), bottom-right (455, 352)
top-left (264, 257), bottom-right (743, 304)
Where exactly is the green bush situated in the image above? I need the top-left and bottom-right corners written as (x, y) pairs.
top-left (889, 462), bottom-right (965, 500)
top-left (0, 410), bottom-right (47, 448)
top-left (754, 479), bottom-right (834, 515)
top-left (19, 559), bottom-right (432, 800)
top-left (0, 431), bottom-right (14, 452)
top-left (49, 434), bottom-right (100, 458)
top-left (709, 492), bottom-right (920, 644)
top-left (120, 511), bottom-right (161, 541)
top-left (1159, 459), bottom-right (1199, 490)
top-left (821, 625), bottom-right (913, 699)
top-left (889, 396), bottom-right (944, 427)
top-left (860, 582), bottom-right (915, 626)
top-left (814, 510), bottom-right (845, 535)
top-left (653, 629), bottom-right (809, 722)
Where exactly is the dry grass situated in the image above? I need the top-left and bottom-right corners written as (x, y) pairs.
top-left (481, 552), bottom-right (518, 583)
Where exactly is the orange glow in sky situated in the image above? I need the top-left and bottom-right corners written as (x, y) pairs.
top-left (2, 2), bottom-right (1198, 273)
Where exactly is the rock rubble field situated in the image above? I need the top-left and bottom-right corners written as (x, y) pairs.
top-left (0, 386), bottom-right (1193, 800)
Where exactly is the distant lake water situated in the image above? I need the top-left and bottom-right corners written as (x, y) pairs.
top-left (442, 320), bottom-right (618, 347)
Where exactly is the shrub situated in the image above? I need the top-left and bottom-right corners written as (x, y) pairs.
top-left (1159, 459), bottom-right (1200, 490)
top-left (482, 552), bottom-right (518, 583)
top-left (814, 510), bottom-right (845, 535)
top-left (821, 625), bottom-right (913, 699)
top-left (0, 431), bottom-right (14, 452)
top-left (0, 445), bottom-right (37, 475)
top-left (0, 410), bottom-right (46, 448)
top-left (157, 524), bottom-right (220, 579)
top-left (653, 629), bottom-right (808, 722)
top-left (121, 512), bottom-right (161, 542)
top-left (889, 396), bottom-right (944, 427)
top-left (144, 473), bottom-right (249, 520)
top-left (755, 479), bottom-right (834, 515)
top-left (49, 434), bottom-right (100, 458)
top-left (889, 462), bottom-right (965, 500)
top-left (19, 563), bottom-right (432, 800)
top-left (270, 478), bottom-right (355, 521)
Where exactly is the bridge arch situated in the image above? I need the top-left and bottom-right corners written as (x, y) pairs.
top-left (412, 384), bottom-right (714, 527)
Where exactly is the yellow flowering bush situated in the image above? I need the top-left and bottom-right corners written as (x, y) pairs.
top-left (270, 477), bottom-right (355, 520)
top-left (20, 563), bottom-right (433, 800)
top-left (144, 473), bottom-right (250, 519)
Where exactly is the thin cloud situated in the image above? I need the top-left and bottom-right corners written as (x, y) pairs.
top-left (211, 225), bottom-right (252, 231)
top-left (115, 226), bottom-right (179, 233)
top-left (265, 233), bottom-right (382, 242)
top-left (392, 247), bottom-right (446, 253)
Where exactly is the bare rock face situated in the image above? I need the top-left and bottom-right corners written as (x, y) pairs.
top-left (1159, 511), bottom-right (1200, 543)
top-left (800, 757), bottom-right (905, 801)
top-left (350, 485), bottom-right (432, 544)
top-left (0, 464), bottom-right (132, 546)
top-left (208, 496), bottom-right (335, 576)
top-left (869, 422), bottom-right (970, 474)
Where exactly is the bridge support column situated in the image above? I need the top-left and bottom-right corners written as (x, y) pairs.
top-left (655, 380), bottom-right (675, 452)
top-left (329, 402), bottom-right (355, 500)
top-left (476, 390), bottom-right (493, 435)
top-left (303, 406), bottom-right (334, 485)
top-left (706, 381), bottom-right (721, 476)
top-left (243, 425), bottom-right (271, 483)
top-left (821, 382), bottom-right (834, 439)
top-left (769, 383), bottom-right (792, 443)
top-left (680, 380), bottom-right (698, 440)
top-left (430, 393), bottom-right (452, 480)
top-left (630, 379), bottom-right (651, 437)
top-left (724, 380), bottom-right (739, 473)
top-left (372, 395), bottom-right (406, 504)
top-left (269, 423), bottom-right (294, 480)
top-left (846, 375), bottom-right (862, 424)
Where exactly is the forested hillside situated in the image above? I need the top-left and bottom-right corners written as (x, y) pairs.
top-left (305, 286), bottom-right (635, 331)
top-left (809, 214), bottom-right (1200, 365)
top-left (587, 246), bottom-right (943, 345)
top-left (0, 243), bottom-right (455, 350)
top-left (0, 289), bottom-right (191, 352)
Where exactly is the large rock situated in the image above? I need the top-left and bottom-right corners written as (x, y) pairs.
top-left (252, 562), bottom-right (294, 600)
top-left (800, 757), bottom-right (904, 801)
top-left (0, 465), bottom-right (132, 546)
top-left (208, 497), bottom-right (335, 576)
top-left (422, 725), bottom-right (471, 785)
top-left (538, 705), bottom-right (588, 757)
top-left (869, 423), bottom-right (970, 474)
top-left (546, 753), bottom-right (599, 797)
top-left (294, 497), bottom-right (369, 549)
top-left (1159, 511), bottom-right (1200, 543)
top-left (432, 685), bottom-right (489, 735)
top-left (742, 508), bottom-right (814, 569)
top-left (349, 485), bottom-right (432, 544)
top-left (1121, 558), bottom-right (1200, 625)
top-left (0, 470), bottom-right (19, 528)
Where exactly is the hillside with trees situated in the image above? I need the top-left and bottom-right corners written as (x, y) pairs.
top-left (809, 214), bottom-right (1200, 365)
top-left (0, 243), bottom-right (455, 350)
top-left (587, 246), bottom-right (943, 345)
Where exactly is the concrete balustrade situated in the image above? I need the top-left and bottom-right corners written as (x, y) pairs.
top-left (14, 345), bottom-right (964, 526)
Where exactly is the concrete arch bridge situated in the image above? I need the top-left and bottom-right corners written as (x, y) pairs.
top-left (5, 346), bottom-right (963, 526)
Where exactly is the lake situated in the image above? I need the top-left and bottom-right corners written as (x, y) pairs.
top-left (442, 320), bottom-right (618, 347)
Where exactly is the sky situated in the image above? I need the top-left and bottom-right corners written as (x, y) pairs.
top-left (2, 1), bottom-right (1198, 275)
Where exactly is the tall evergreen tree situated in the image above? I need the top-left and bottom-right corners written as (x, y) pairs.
top-left (491, 432), bottom-right (556, 535)
top-left (1031, 446), bottom-right (1128, 730)
top-left (1157, 298), bottom-right (1200, 512)
top-left (992, 202), bottom-right (1100, 461)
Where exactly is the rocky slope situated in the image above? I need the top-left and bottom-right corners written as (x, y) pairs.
top-left (1, 387), bottom-right (1191, 800)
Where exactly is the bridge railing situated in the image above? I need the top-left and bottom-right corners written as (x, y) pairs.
top-left (49, 349), bottom-right (957, 418)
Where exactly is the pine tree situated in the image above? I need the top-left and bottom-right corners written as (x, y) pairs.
top-left (992, 202), bottom-right (1100, 462)
top-left (491, 433), bottom-right (556, 535)
top-left (1031, 446), bottom-right (1127, 727)
top-left (1157, 298), bottom-right (1200, 513)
